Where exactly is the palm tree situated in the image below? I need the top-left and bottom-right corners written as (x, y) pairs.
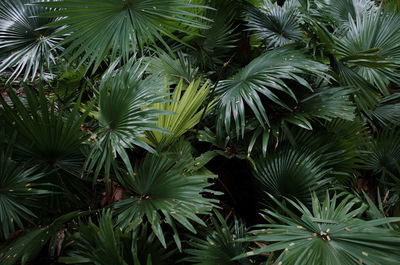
top-left (1, 0), bottom-right (400, 264)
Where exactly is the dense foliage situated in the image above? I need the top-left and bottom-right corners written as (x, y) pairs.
top-left (1, 0), bottom-right (400, 264)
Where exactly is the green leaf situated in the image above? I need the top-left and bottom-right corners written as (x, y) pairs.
top-left (245, 0), bottom-right (303, 48)
top-left (37, 0), bottom-right (210, 72)
top-left (334, 11), bottom-right (400, 95)
top-left (0, 86), bottom-right (88, 176)
top-left (216, 46), bottom-right (330, 138)
top-left (238, 192), bottom-right (400, 265)
top-left (84, 59), bottom-right (168, 180)
top-left (0, 0), bottom-right (63, 81)
top-left (113, 153), bottom-right (219, 248)
top-left (145, 78), bottom-right (214, 148)
top-left (183, 211), bottom-right (252, 265)
top-left (253, 149), bottom-right (332, 205)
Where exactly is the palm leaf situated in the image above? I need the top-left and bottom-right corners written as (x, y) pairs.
top-left (188, 0), bottom-right (240, 70)
top-left (216, 46), bottom-right (330, 138)
top-left (146, 51), bottom-right (199, 83)
top-left (315, 0), bottom-right (377, 31)
top-left (0, 86), bottom-right (88, 176)
top-left (113, 153), bottom-right (219, 249)
top-left (145, 78), bottom-right (213, 148)
top-left (238, 192), bottom-right (400, 265)
top-left (183, 211), bottom-right (252, 265)
top-left (37, 0), bottom-right (210, 72)
top-left (0, 211), bottom-right (88, 265)
top-left (245, 0), bottom-right (303, 48)
top-left (59, 211), bottom-right (176, 265)
top-left (59, 210), bottom-right (127, 265)
top-left (333, 10), bottom-right (400, 95)
top-left (84, 59), bottom-right (168, 180)
top-left (285, 86), bottom-right (356, 129)
top-left (363, 128), bottom-right (400, 178)
top-left (0, 151), bottom-right (50, 239)
top-left (0, 0), bottom-right (63, 81)
top-left (366, 93), bottom-right (400, 126)
top-left (253, 149), bottom-right (332, 205)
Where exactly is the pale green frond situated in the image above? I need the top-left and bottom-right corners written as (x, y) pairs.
top-left (146, 78), bottom-right (214, 147)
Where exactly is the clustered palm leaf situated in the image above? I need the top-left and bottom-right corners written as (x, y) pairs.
top-left (84, 59), bottom-right (170, 180)
top-left (113, 153), bottom-right (219, 249)
top-left (240, 193), bottom-right (400, 265)
top-left (0, 0), bottom-right (63, 81)
top-left (1, 0), bottom-right (400, 264)
top-left (184, 211), bottom-right (252, 265)
top-left (0, 150), bottom-right (49, 240)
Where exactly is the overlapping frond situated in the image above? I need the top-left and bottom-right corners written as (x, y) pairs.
top-left (113, 154), bottom-right (219, 249)
top-left (245, 0), bottom-right (303, 48)
top-left (216, 47), bottom-right (330, 137)
top-left (84, 60), bottom-right (168, 179)
top-left (0, 0), bottom-right (63, 81)
top-left (38, 0), bottom-right (210, 72)
top-left (239, 192), bottom-right (400, 265)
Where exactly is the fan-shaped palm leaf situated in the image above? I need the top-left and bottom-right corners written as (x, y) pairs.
top-left (333, 11), bottom-right (400, 95)
top-left (245, 0), bottom-right (303, 48)
top-left (278, 119), bottom-right (367, 183)
top-left (0, 151), bottom-right (49, 239)
top-left (0, 211), bottom-right (88, 265)
top-left (284, 86), bottom-right (356, 130)
top-left (363, 129), bottom-right (400, 178)
top-left (315, 0), bottom-right (377, 31)
top-left (0, 0), bottom-right (63, 81)
top-left (0, 86), bottom-right (88, 176)
top-left (253, 149), bottom-right (331, 205)
top-left (146, 52), bottom-right (199, 83)
top-left (366, 93), bottom-right (400, 126)
top-left (84, 60), bottom-right (168, 180)
top-left (238, 192), bottom-right (400, 265)
top-left (188, 0), bottom-right (240, 70)
top-left (113, 154), bottom-right (219, 249)
top-left (145, 78), bottom-right (213, 148)
top-left (216, 47), bottom-right (330, 137)
top-left (184, 211), bottom-right (251, 265)
top-left (38, 0), bottom-right (210, 72)
top-left (59, 211), bottom-right (175, 265)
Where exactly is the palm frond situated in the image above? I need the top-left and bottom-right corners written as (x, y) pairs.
top-left (245, 0), bottom-right (303, 48)
top-left (0, 86), bottom-right (88, 176)
top-left (189, 0), bottom-right (240, 70)
top-left (320, 119), bottom-right (367, 181)
top-left (145, 79), bottom-right (213, 148)
top-left (238, 192), bottom-right (400, 265)
top-left (0, 211), bottom-right (88, 265)
top-left (363, 128), bottom-right (400, 178)
top-left (59, 211), bottom-right (175, 265)
top-left (315, 0), bottom-right (377, 31)
top-left (0, 151), bottom-right (49, 239)
top-left (84, 60), bottom-right (168, 180)
top-left (146, 51), bottom-right (199, 83)
top-left (59, 210), bottom-right (126, 265)
top-left (278, 119), bottom-right (367, 183)
top-left (216, 47), bottom-right (330, 138)
top-left (0, 0), bottom-right (63, 81)
top-left (335, 62), bottom-right (381, 111)
top-left (38, 0), bottom-right (210, 72)
top-left (184, 211), bottom-right (252, 265)
top-left (253, 149), bottom-right (331, 205)
top-left (113, 153), bottom-right (219, 249)
top-left (366, 93), bottom-right (400, 126)
top-left (285, 86), bottom-right (356, 129)
top-left (334, 10), bottom-right (400, 95)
